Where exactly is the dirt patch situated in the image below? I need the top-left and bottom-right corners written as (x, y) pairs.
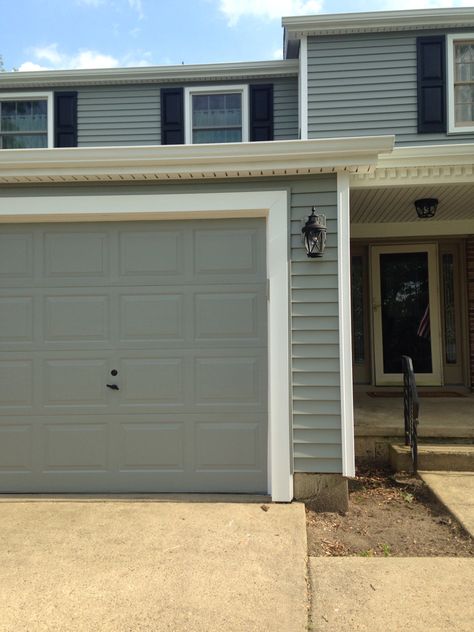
top-left (306, 469), bottom-right (474, 557)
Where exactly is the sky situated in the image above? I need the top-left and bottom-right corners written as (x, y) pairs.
top-left (0, 0), bottom-right (473, 72)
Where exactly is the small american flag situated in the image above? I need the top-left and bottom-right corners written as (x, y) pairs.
top-left (417, 305), bottom-right (430, 339)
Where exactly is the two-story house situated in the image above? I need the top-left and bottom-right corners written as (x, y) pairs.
top-left (0, 7), bottom-right (472, 508)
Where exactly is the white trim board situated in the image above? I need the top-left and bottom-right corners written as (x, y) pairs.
top-left (0, 189), bottom-right (292, 502)
top-left (351, 219), bottom-right (474, 239)
top-left (299, 36), bottom-right (308, 141)
top-left (337, 173), bottom-right (355, 478)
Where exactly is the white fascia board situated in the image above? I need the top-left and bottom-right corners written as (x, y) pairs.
top-left (0, 60), bottom-right (299, 89)
top-left (283, 7), bottom-right (474, 37)
top-left (376, 144), bottom-right (474, 169)
top-left (0, 136), bottom-right (395, 183)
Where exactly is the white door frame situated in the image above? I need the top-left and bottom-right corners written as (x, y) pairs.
top-left (0, 189), bottom-right (292, 501)
top-left (371, 243), bottom-right (443, 386)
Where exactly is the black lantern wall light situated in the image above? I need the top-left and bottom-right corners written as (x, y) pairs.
top-left (302, 206), bottom-right (327, 258)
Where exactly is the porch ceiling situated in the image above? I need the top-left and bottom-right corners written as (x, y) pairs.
top-left (351, 182), bottom-right (474, 224)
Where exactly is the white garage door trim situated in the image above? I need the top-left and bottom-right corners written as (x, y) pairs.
top-left (0, 190), bottom-right (292, 502)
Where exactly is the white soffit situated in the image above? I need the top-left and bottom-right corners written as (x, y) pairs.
top-left (0, 137), bottom-right (394, 184)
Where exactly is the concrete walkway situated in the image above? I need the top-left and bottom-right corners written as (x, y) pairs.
top-left (309, 558), bottom-right (474, 632)
top-left (0, 499), bottom-right (308, 632)
top-left (419, 471), bottom-right (474, 538)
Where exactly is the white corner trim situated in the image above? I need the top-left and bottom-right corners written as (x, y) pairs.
top-left (0, 91), bottom-right (53, 149)
top-left (337, 172), bottom-right (355, 478)
top-left (184, 84), bottom-right (249, 145)
top-left (266, 191), bottom-right (292, 502)
top-left (299, 36), bottom-right (308, 140)
top-left (447, 33), bottom-right (474, 134)
top-left (0, 189), bottom-right (293, 502)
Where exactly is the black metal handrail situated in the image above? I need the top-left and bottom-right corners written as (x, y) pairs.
top-left (401, 355), bottom-right (420, 471)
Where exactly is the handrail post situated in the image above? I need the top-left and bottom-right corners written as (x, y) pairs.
top-left (401, 355), bottom-right (420, 472)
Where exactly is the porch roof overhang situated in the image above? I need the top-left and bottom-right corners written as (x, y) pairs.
top-left (351, 144), bottom-right (474, 188)
top-left (0, 136), bottom-right (394, 185)
top-left (350, 143), bottom-right (474, 238)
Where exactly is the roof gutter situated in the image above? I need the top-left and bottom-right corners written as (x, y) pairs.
top-left (0, 60), bottom-right (298, 89)
top-left (0, 136), bottom-right (394, 184)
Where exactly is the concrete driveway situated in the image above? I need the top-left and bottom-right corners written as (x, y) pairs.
top-left (0, 497), bottom-right (307, 632)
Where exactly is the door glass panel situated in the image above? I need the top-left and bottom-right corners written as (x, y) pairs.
top-left (351, 255), bottom-right (365, 364)
top-left (442, 253), bottom-right (457, 364)
top-left (380, 252), bottom-right (432, 374)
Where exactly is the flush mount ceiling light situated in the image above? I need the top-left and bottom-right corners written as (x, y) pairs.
top-left (414, 198), bottom-right (438, 219)
top-left (301, 206), bottom-right (327, 258)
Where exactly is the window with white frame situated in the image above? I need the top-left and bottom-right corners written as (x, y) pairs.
top-left (448, 34), bottom-right (474, 133)
top-left (0, 92), bottom-right (53, 149)
top-left (185, 85), bottom-right (248, 144)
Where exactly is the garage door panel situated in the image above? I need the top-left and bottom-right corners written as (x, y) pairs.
top-left (194, 291), bottom-right (262, 341)
top-left (43, 423), bottom-right (108, 472)
top-left (43, 359), bottom-right (109, 407)
top-left (119, 358), bottom-right (185, 405)
top-left (119, 293), bottom-right (185, 341)
top-left (119, 422), bottom-right (185, 471)
top-left (44, 295), bottom-right (110, 342)
top-left (194, 227), bottom-right (263, 279)
top-left (119, 230), bottom-right (183, 277)
top-left (0, 361), bottom-right (33, 407)
top-left (0, 297), bottom-right (34, 343)
top-left (0, 424), bottom-right (33, 472)
top-left (195, 422), bottom-right (262, 470)
top-left (194, 357), bottom-right (263, 406)
top-left (44, 232), bottom-right (108, 278)
top-left (0, 233), bottom-right (33, 278)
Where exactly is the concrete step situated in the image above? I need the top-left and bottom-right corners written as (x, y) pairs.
top-left (389, 444), bottom-right (474, 473)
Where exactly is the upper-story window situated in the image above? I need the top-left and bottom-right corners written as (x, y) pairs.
top-left (184, 85), bottom-right (249, 144)
top-left (0, 92), bottom-right (53, 149)
top-left (447, 34), bottom-right (474, 133)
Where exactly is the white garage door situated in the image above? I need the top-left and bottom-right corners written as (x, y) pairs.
top-left (0, 219), bottom-right (267, 493)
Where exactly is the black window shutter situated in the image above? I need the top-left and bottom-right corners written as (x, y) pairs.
top-left (250, 84), bottom-right (273, 141)
top-left (54, 92), bottom-right (77, 147)
top-left (417, 36), bottom-right (446, 134)
top-left (161, 88), bottom-right (184, 144)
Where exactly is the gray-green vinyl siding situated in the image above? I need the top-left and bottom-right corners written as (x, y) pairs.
top-left (0, 173), bottom-right (341, 475)
top-left (272, 77), bottom-right (299, 140)
top-left (307, 30), bottom-right (474, 146)
top-left (78, 85), bottom-right (161, 146)
top-left (290, 176), bottom-right (342, 473)
top-left (76, 77), bottom-right (298, 147)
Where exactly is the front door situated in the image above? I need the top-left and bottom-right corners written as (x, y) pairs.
top-left (371, 244), bottom-right (442, 386)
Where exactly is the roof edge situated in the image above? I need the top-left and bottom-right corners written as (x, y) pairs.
top-left (0, 59), bottom-right (298, 89)
top-left (283, 7), bottom-right (474, 38)
top-left (0, 136), bottom-right (395, 184)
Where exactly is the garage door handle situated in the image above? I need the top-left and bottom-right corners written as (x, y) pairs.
top-left (106, 384), bottom-right (120, 391)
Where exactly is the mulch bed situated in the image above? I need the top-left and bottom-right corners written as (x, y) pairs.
top-left (306, 469), bottom-right (474, 557)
